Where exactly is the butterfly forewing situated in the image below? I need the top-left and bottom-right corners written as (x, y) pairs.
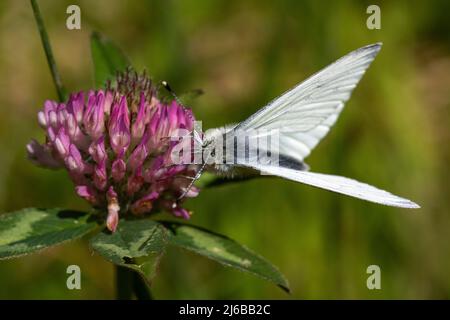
top-left (234, 43), bottom-right (382, 162)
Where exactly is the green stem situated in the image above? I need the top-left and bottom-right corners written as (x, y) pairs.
top-left (30, 0), bottom-right (66, 102)
top-left (115, 265), bottom-right (134, 300)
top-left (115, 265), bottom-right (153, 300)
top-left (133, 272), bottom-right (153, 300)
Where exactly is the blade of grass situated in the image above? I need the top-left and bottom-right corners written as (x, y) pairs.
top-left (30, 0), bottom-right (66, 102)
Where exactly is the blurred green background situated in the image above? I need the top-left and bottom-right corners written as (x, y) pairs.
top-left (0, 0), bottom-right (449, 299)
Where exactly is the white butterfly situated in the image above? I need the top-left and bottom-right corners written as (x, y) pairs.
top-left (187, 43), bottom-right (419, 209)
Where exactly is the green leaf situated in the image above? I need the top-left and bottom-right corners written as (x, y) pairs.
top-left (0, 208), bottom-right (98, 260)
top-left (162, 222), bottom-right (290, 293)
top-left (90, 219), bottom-right (167, 284)
top-left (90, 31), bottom-right (131, 88)
top-left (178, 88), bottom-right (204, 105)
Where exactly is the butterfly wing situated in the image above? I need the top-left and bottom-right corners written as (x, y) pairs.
top-left (233, 43), bottom-right (382, 163)
top-left (248, 164), bottom-right (420, 208)
top-left (215, 43), bottom-right (419, 208)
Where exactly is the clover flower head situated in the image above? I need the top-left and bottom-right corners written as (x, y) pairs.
top-left (27, 70), bottom-right (200, 232)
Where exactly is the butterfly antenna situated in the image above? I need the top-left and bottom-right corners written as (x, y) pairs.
top-left (176, 144), bottom-right (212, 202)
top-left (176, 162), bottom-right (207, 202)
top-left (161, 80), bottom-right (184, 106)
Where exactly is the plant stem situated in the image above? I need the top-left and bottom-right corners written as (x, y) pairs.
top-left (115, 265), bottom-right (134, 300)
top-left (115, 265), bottom-right (153, 300)
top-left (30, 0), bottom-right (66, 102)
top-left (133, 272), bottom-right (153, 300)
